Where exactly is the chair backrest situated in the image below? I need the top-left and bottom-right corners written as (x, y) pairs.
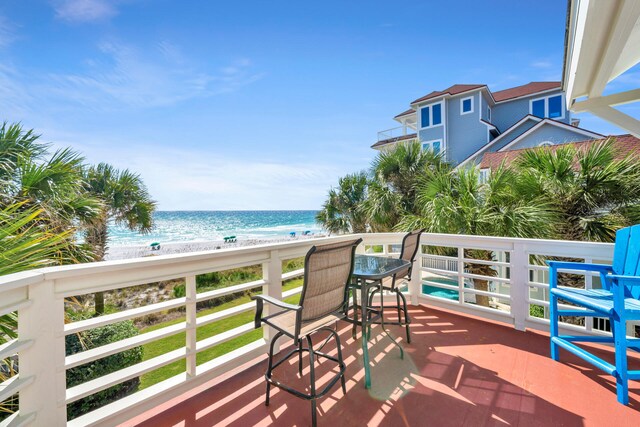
top-left (299, 238), bottom-right (362, 322)
top-left (393, 229), bottom-right (423, 280)
top-left (612, 224), bottom-right (640, 299)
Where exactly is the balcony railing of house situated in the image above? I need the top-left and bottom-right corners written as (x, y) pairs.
top-left (377, 125), bottom-right (415, 142)
top-left (0, 232), bottom-right (617, 426)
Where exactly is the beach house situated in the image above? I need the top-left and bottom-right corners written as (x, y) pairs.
top-left (373, 81), bottom-right (607, 167)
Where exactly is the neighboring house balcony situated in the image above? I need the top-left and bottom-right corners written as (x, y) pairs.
top-left (372, 125), bottom-right (418, 149)
top-left (1, 233), bottom-right (640, 426)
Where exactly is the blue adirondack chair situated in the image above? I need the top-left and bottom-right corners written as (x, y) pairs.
top-left (547, 224), bottom-right (640, 404)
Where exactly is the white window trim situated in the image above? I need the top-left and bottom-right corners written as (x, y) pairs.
top-left (460, 96), bottom-right (474, 115)
top-left (538, 141), bottom-right (554, 147)
top-left (419, 101), bottom-right (444, 129)
top-left (529, 94), bottom-right (565, 120)
top-left (479, 168), bottom-right (490, 183)
top-left (422, 138), bottom-right (444, 153)
top-left (487, 106), bottom-right (491, 121)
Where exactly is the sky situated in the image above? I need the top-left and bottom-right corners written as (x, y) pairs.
top-left (0, 0), bottom-right (637, 210)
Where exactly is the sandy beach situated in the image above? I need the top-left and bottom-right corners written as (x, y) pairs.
top-left (105, 234), bottom-right (326, 261)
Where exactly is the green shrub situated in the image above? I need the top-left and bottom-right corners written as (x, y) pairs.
top-left (65, 321), bottom-right (143, 419)
top-left (283, 257), bottom-right (304, 273)
top-left (529, 304), bottom-right (545, 318)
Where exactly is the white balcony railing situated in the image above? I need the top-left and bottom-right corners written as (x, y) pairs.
top-left (0, 233), bottom-right (617, 426)
top-left (376, 126), bottom-right (415, 142)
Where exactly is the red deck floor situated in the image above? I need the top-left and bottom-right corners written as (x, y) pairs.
top-left (122, 305), bottom-right (640, 426)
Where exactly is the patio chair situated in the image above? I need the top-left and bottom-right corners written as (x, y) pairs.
top-left (252, 238), bottom-right (362, 426)
top-left (548, 224), bottom-right (640, 405)
top-left (364, 229), bottom-right (423, 343)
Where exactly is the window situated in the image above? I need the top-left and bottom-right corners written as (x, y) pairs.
top-left (479, 168), bottom-right (490, 183)
top-left (531, 99), bottom-right (545, 117)
top-left (461, 96), bottom-right (473, 114)
top-left (530, 94), bottom-right (564, 119)
top-left (420, 107), bottom-right (430, 128)
top-left (487, 107), bottom-right (491, 121)
top-left (548, 95), bottom-right (562, 118)
top-left (538, 141), bottom-right (553, 147)
top-left (419, 102), bottom-right (444, 128)
top-left (422, 139), bottom-right (442, 154)
top-left (432, 103), bottom-right (442, 125)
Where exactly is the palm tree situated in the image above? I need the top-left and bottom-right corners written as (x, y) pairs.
top-left (84, 163), bottom-right (156, 314)
top-left (0, 122), bottom-right (100, 263)
top-left (316, 171), bottom-right (369, 234)
top-left (514, 139), bottom-right (640, 325)
top-left (366, 141), bottom-right (450, 230)
top-left (515, 139), bottom-right (640, 242)
top-left (401, 166), bottom-right (555, 307)
top-left (0, 203), bottom-right (80, 417)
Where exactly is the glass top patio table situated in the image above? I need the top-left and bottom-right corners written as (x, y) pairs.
top-left (348, 254), bottom-right (411, 389)
top-left (352, 254), bottom-right (410, 280)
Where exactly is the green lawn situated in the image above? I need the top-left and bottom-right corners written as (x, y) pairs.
top-left (138, 278), bottom-right (302, 389)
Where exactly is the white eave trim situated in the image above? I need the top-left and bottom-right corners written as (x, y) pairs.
top-left (497, 119), bottom-right (604, 152)
top-left (456, 115), bottom-right (542, 169)
top-left (563, 0), bottom-right (640, 137)
top-left (410, 86), bottom-right (487, 108)
top-left (493, 87), bottom-right (562, 105)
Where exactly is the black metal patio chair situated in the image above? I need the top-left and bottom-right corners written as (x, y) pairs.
top-left (365, 229), bottom-right (423, 343)
top-left (252, 238), bottom-right (362, 426)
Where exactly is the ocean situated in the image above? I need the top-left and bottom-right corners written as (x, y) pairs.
top-left (107, 210), bottom-right (323, 246)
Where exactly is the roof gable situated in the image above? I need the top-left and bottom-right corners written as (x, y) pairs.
top-left (479, 134), bottom-right (640, 169)
top-left (455, 115), bottom-right (604, 169)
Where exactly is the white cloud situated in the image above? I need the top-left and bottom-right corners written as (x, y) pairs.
top-left (0, 16), bottom-right (16, 48)
top-left (47, 138), bottom-right (337, 210)
top-left (52, 0), bottom-right (118, 23)
top-left (0, 40), bottom-right (263, 113)
top-left (530, 60), bottom-right (553, 69)
top-left (48, 41), bottom-right (263, 108)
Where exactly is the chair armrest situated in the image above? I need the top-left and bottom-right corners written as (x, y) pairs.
top-left (251, 295), bottom-right (302, 329)
top-left (546, 261), bottom-right (613, 290)
top-left (545, 261), bottom-right (613, 273)
top-left (609, 274), bottom-right (640, 285)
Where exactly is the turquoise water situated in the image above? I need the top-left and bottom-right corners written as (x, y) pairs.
top-left (108, 210), bottom-right (322, 246)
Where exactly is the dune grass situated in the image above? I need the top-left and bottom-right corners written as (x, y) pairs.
top-left (138, 278), bottom-right (302, 389)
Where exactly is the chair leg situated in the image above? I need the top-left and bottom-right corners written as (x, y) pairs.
top-left (368, 287), bottom-right (377, 309)
top-left (298, 339), bottom-right (303, 376)
top-left (306, 335), bottom-right (318, 427)
top-left (549, 291), bottom-right (559, 361)
top-left (265, 331), bottom-right (284, 406)
top-left (613, 312), bottom-right (629, 404)
top-left (398, 290), bottom-right (411, 344)
top-left (395, 290), bottom-right (402, 323)
top-left (351, 288), bottom-right (358, 339)
top-left (331, 329), bottom-right (347, 395)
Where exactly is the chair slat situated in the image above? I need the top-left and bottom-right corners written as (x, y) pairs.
top-left (623, 225), bottom-right (640, 299)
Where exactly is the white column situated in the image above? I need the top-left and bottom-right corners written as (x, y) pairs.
top-left (185, 275), bottom-right (197, 377)
top-left (262, 250), bottom-right (283, 351)
top-left (18, 280), bottom-right (67, 425)
top-left (510, 242), bottom-right (529, 331)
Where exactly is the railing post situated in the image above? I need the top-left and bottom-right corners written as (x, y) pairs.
top-left (262, 250), bottom-right (283, 351)
top-left (408, 238), bottom-right (422, 306)
top-left (185, 275), bottom-right (197, 377)
top-left (511, 242), bottom-right (528, 331)
top-left (457, 247), bottom-right (464, 304)
top-left (18, 280), bottom-right (67, 425)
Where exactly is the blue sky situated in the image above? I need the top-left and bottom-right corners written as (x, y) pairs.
top-left (0, 1), bottom-right (636, 210)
